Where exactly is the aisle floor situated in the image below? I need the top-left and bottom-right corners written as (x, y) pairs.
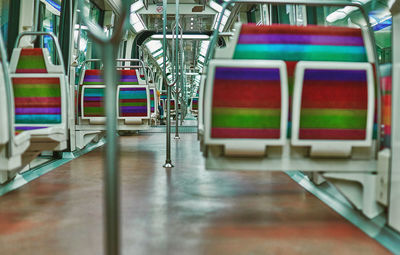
top-left (0, 133), bottom-right (391, 254)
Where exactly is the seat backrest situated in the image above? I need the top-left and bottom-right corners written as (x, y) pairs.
top-left (191, 97), bottom-right (199, 111)
top-left (0, 60), bottom-right (11, 144)
top-left (82, 69), bottom-right (104, 85)
top-left (119, 70), bottom-right (139, 85)
top-left (117, 86), bottom-right (150, 121)
top-left (232, 24), bottom-right (368, 62)
top-left (149, 88), bottom-right (157, 114)
top-left (380, 64), bottom-right (392, 148)
top-left (81, 86), bottom-right (105, 118)
top-left (10, 47), bottom-right (67, 131)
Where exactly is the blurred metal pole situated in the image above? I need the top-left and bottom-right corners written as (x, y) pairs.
top-left (103, 43), bottom-right (120, 255)
top-left (174, 0), bottom-right (180, 140)
top-left (163, 0), bottom-right (173, 167)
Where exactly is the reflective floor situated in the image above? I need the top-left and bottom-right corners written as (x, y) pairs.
top-left (0, 133), bottom-right (391, 254)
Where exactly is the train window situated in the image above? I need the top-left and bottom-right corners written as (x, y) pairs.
top-left (38, 0), bottom-right (61, 64)
top-left (0, 0), bottom-right (9, 45)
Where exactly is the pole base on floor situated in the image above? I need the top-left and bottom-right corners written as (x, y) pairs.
top-left (174, 136), bottom-right (180, 140)
top-left (163, 162), bottom-right (174, 168)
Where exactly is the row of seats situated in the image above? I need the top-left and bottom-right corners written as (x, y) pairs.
top-left (200, 23), bottom-right (382, 165)
top-left (75, 64), bottom-right (159, 148)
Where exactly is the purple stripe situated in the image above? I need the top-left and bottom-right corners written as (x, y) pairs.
top-left (15, 108), bottom-right (61, 114)
top-left (84, 97), bottom-right (103, 101)
top-left (120, 88), bottom-right (146, 91)
top-left (238, 34), bottom-right (365, 46)
top-left (16, 126), bottom-right (47, 131)
top-left (121, 107), bottom-right (147, 113)
top-left (215, 67), bottom-right (280, 81)
top-left (120, 75), bottom-right (138, 81)
top-left (304, 69), bottom-right (367, 81)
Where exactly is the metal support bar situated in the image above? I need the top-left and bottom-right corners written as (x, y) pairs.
top-left (163, 0), bottom-right (174, 168)
top-left (78, 0), bottom-right (131, 254)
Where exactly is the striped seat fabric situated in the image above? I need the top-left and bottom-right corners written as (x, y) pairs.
top-left (13, 77), bottom-right (62, 125)
top-left (149, 88), bottom-right (156, 113)
top-left (211, 67), bottom-right (281, 139)
top-left (191, 97), bottom-right (199, 111)
top-left (232, 24), bottom-right (372, 142)
top-left (15, 126), bottom-right (48, 135)
top-left (118, 87), bottom-right (148, 117)
top-left (170, 99), bottom-right (176, 110)
top-left (234, 24), bottom-right (367, 62)
top-left (82, 70), bottom-right (104, 85)
top-left (380, 64), bottom-right (392, 148)
top-left (233, 24), bottom-right (369, 120)
top-left (119, 70), bottom-right (139, 85)
top-left (298, 68), bottom-right (368, 140)
top-left (15, 49), bottom-right (47, 73)
top-left (82, 87), bottom-right (105, 117)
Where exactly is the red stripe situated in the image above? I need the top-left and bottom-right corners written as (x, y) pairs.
top-left (85, 69), bottom-right (102, 75)
top-left (120, 113), bottom-right (147, 117)
top-left (84, 102), bottom-right (103, 107)
top-left (381, 76), bottom-right (392, 91)
top-left (120, 99), bottom-right (147, 103)
top-left (240, 24), bottom-right (363, 37)
top-left (299, 129), bottom-right (366, 140)
top-left (16, 69), bottom-right (47, 73)
top-left (301, 81), bottom-right (367, 109)
top-left (211, 127), bottom-right (280, 139)
top-left (213, 80), bottom-right (281, 108)
top-left (286, 61), bottom-right (298, 78)
top-left (20, 48), bottom-right (44, 56)
top-left (15, 97), bottom-right (60, 107)
top-left (120, 70), bottom-right (137, 75)
top-left (12, 77), bottom-right (60, 84)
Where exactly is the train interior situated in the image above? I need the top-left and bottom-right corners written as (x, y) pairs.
top-left (0, 0), bottom-right (400, 254)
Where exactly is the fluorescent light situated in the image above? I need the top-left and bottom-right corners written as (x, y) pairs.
top-left (209, 1), bottom-right (223, 13)
top-left (145, 40), bottom-right (162, 53)
top-left (151, 34), bottom-right (210, 40)
top-left (131, 1), bottom-right (144, 12)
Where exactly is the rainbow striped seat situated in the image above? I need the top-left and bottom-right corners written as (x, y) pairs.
top-left (191, 97), bottom-right (199, 111)
top-left (149, 88), bottom-right (157, 114)
top-left (209, 65), bottom-right (286, 140)
top-left (380, 64), bottom-right (392, 148)
top-left (8, 46), bottom-right (68, 153)
top-left (82, 69), bottom-right (103, 85)
top-left (119, 70), bottom-right (139, 85)
top-left (82, 87), bottom-right (105, 118)
top-left (13, 77), bottom-right (62, 124)
top-left (15, 48), bottom-right (48, 73)
top-left (118, 86), bottom-right (150, 122)
top-left (291, 62), bottom-right (374, 156)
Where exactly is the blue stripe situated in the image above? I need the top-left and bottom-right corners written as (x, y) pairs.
top-left (16, 114), bottom-right (61, 124)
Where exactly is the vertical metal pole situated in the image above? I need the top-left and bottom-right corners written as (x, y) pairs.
top-left (174, 0), bottom-right (180, 139)
top-left (180, 49), bottom-right (185, 125)
top-left (103, 43), bottom-right (120, 255)
top-left (163, 0), bottom-right (173, 168)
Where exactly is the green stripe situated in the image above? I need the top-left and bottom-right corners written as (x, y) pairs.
top-left (17, 56), bottom-right (46, 69)
top-left (83, 82), bottom-right (104, 85)
top-left (119, 82), bottom-right (139, 85)
top-left (84, 107), bottom-right (104, 114)
top-left (212, 108), bottom-right (281, 129)
top-left (14, 87), bottom-right (60, 97)
top-left (120, 102), bottom-right (147, 106)
top-left (234, 44), bottom-right (367, 62)
top-left (300, 109), bottom-right (367, 129)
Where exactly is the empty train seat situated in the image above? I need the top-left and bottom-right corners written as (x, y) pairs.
top-left (76, 64), bottom-right (151, 148)
top-left (380, 64), bottom-right (392, 148)
top-left (9, 46), bottom-right (69, 163)
top-left (204, 60), bottom-right (288, 156)
top-left (0, 51), bottom-right (31, 183)
top-left (203, 23), bottom-right (378, 171)
top-left (190, 97), bottom-right (199, 115)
